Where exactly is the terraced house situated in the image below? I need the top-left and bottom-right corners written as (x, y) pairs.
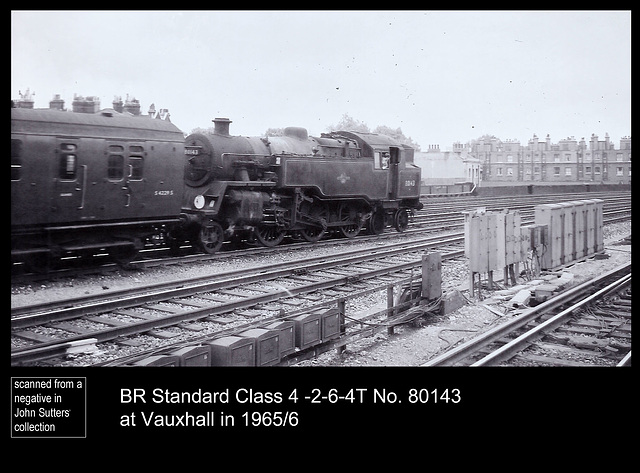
top-left (471, 133), bottom-right (631, 184)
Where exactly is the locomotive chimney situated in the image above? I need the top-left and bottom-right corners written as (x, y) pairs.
top-left (213, 117), bottom-right (232, 136)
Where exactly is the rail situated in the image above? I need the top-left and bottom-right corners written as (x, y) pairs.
top-left (422, 262), bottom-right (631, 367)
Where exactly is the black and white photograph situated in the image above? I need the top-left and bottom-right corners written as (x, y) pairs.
top-left (11, 10), bottom-right (631, 441)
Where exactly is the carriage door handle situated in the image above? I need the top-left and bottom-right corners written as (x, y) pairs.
top-left (77, 165), bottom-right (88, 210)
top-left (121, 183), bottom-right (131, 207)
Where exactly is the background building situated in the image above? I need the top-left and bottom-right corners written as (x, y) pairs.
top-left (414, 142), bottom-right (481, 187)
top-left (470, 133), bottom-right (631, 185)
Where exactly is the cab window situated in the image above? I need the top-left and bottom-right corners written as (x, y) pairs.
top-left (374, 151), bottom-right (390, 170)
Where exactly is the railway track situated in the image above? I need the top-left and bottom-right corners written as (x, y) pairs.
top-left (423, 262), bottom-right (631, 367)
top-left (10, 191), bottom-right (631, 284)
top-left (11, 232), bottom-right (466, 366)
top-left (10, 190), bottom-right (632, 366)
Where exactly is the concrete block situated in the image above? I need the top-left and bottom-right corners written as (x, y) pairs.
top-left (509, 289), bottom-right (532, 308)
top-left (535, 284), bottom-right (559, 302)
top-left (556, 272), bottom-right (575, 289)
top-left (441, 290), bottom-right (467, 315)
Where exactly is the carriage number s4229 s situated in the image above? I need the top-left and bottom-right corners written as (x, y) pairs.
top-left (154, 190), bottom-right (174, 196)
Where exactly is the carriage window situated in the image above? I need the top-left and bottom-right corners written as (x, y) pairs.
top-left (129, 156), bottom-right (144, 180)
top-left (108, 154), bottom-right (124, 180)
top-left (59, 155), bottom-right (77, 179)
top-left (128, 145), bottom-right (144, 180)
top-left (11, 139), bottom-right (22, 181)
top-left (59, 143), bottom-right (77, 180)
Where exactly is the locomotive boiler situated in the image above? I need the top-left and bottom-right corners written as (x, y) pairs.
top-left (11, 107), bottom-right (185, 270)
top-left (177, 118), bottom-right (423, 253)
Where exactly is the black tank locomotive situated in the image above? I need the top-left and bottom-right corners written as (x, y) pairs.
top-left (177, 118), bottom-right (423, 253)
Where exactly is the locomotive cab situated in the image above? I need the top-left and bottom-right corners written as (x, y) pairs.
top-left (314, 131), bottom-right (423, 233)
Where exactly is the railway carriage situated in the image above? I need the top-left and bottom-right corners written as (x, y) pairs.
top-left (11, 107), bottom-right (185, 269)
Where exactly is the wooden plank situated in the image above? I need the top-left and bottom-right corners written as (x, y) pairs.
top-left (516, 353), bottom-right (596, 367)
top-left (198, 293), bottom-right (234, 303)
top-left (178, 322), bottom-right (207, 332)
top-left (146, 329), bottom-right (179, 339)
top-left (534, 342), bottom-right (607, 357)
top-left (13, 330), bottom-right (59, 343)
top-left (51, 322), bottom-right (94, 335)
top-left (143, 303), bottom-right (183, 314)
top-left (206, 316), bottom-right (234, 324)
top-left (118, 338), bottom-right (145, 347)
top-left (112, 309), bottom-right (157, 320)
top-left (84, 315), bottom-right (127, 326)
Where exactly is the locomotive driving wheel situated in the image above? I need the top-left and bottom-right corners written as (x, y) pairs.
top-left (196, 221), bottom-right (224, 254)
top-left (300, 225), bottom-right (325, 243)
top-left (394, 208), bottom-right (410, 232)
top-left (338, 203), bottom-right (362, 238)
top-left (254, 225), bottom-right (286, 247)
top-left (299, 201), bottom-right (328, 243)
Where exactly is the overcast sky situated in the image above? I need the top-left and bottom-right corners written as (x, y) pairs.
top-left (11, 10), bottom-right (631, 150)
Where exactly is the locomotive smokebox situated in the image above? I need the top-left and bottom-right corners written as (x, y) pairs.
top-left (212, 117), bottom-right (232, 136)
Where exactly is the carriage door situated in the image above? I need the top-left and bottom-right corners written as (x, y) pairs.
top-left (122, 144), bottom-right (146, 213)
top-left (388, 146), bottom-right (400, 200)
top-left (54, 139), bottom-right (85, 217)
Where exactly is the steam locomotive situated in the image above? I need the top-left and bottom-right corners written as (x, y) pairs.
top-left (11, 107), bottom-right (422, 270)
top-left (175, 118), bottom-right (423, 253)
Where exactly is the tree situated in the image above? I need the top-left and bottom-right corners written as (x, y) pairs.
top-left (372, 125), bottom-right (421, 151)
top-left (190, 126), bottom-right (214, 135)
top-left (264, 127), bottom-right (285, 137)
top-left (326, 113), bottom-right (370, 133)
top-left (326, 114), bottom-right (421, 150)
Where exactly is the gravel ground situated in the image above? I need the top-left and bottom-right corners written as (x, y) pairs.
top-left (10, 234), bottom-right (426, 308)
top-left (11, 221), bottom-right (631, 367)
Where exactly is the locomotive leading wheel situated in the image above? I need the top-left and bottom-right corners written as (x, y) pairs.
top-left (338, 203), bottom-right (362, 239)
top-left (197, 221), bottom-right (224, 254)
top-left (254, 225), bottom-right (286, 247)
top-left (394, 209), bottom-right (410, 232)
